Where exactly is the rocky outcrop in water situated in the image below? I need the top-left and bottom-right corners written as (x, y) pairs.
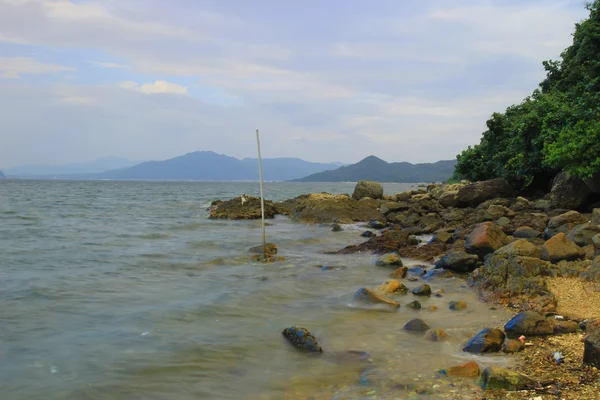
top-left (282, 326), bottom-right (323, 353)
top-left (352, 180), bottom-right (384, 200)
top-left (209, 196), bottom-right (278, 220)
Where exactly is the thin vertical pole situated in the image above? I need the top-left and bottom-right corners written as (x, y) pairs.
top-left (256, 129), bottom-right (266, 259)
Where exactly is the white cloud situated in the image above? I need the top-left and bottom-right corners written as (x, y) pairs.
top-left (90, 61), bottom-right (129, 69)
top-left (120, 80), bottom-right (188, 95)
top-left (0, 57), bottom-right (75, 79)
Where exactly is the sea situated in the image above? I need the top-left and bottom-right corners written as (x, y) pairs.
top-left (0, 180), bottom-right (514, 400)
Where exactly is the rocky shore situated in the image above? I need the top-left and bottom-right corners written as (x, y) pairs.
top-left (211, 176), bottom-right (600, 399)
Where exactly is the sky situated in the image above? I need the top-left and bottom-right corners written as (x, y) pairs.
top-left (0, 0), bottom-right (591, 168)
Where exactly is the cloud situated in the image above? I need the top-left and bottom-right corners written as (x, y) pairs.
top-left (119, 80), bottom-right (188, 95)
top-left (90, 61), bottom-right (129, 69)
top-left (0, 57), bottom-right (75, 79)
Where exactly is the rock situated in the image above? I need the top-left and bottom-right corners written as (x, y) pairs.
top-left (353, 288), bottom-right (400, 310)
top-left (453, 179), bottom-right (514, 208)
top-left (449, 301), bottom-right (467, 310)
top-left (281, 193), bottom-right (382, 224)
top-left (512, 196), bottom-right (530, 211)
top-left (511, 213), bottom-right (550, 233)
top-left (430, 231), bottom-right (453, 244)
top-left (403, 318), bottom-right (430, 332)
top-left (249, 243), bottom-right (278, 255)
top-left (463, 328), bottom-right (506, 353)
top-left (282, 326), bottom-right (323, 352)
top-left (541, 232), bottom-right (585, 263)
top-left (502, 339), bottom-right (525, 353)
top-left (353, 180), bottom-right (384, 200)
top-left (441, 362), bottom-right (480, 378)
top-left (424, 329), bottom-right (448, 341)
top-left (465, 222), bottom-right (510, 258)
top-left (593, 209), bottom-right (600, 225)
top-left (361, 230), bottom-right (375, 238)
top-left (567, 223), bottom-right (600, 246)
top-left (504, 311), bottom-right (554, 338)
top-left (435, 251), bottom-right (480, 273)
top-left (441, 208), bottom-right (466, 222)
top-left (496, 216), bottom-right (511, 228)
top-left (554, 320), bottom-right (578, 334)
top-left (531, 199), bottom-right (552, 212)
top-left (452, 227), bottom-right (467, 242)
top-left (548, 210), bottom-right (588, 230)
top-left (376, 253), bottom-right (402, 267)
top-left (469, 254), bottom-right (555, 311)
top-left (550, 171), bottom-right (591, 210)
top-left (319, 265), bottom-right (347, 271)
top-left (495, 239), bottom-right (542, 259)
top-left (334, 228), bottom-right (413, 254)
top-left (380, 201), bottom-right (409, 215)
top-left (580, 257), bottom-right (600, 282)
top-left (513, 226), bottom-right (542, 239)
top-left (406, 300), bottom-right (422, 310)
top-left (378, 279), bottom-right (408, 295)
top-left (594, 234), bottom-right (600, 259)
top-left (584, 328), bottom-right (600, 368)
top-left (484, 205), bottom-right (515, 221)
top-left (331, 223), bottom-right (343, 232)
top-left (395, 192), bottom-right (412, 201)
top-left (390, 266), bottom-right (408, 279)
top-left (480, 367), bottom-right (535, 391)
top-left (368, 220), bottom-right (386, 229)
top-left (210, 196), bottom-right (278, 220)
top-left (412, 284), bottom-right (431, 296)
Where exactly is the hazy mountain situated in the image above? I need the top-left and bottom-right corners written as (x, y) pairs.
top-left (90, 151), bottom-right (341, 181)
top-left (292, 156), bottom-right (457, 183)
top-left (6, 156), bottom-right (139, 177)
top-left (0, 170), bottom-right (5, 179)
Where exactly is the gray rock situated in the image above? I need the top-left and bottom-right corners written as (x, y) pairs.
top-left (513, 226), bottom-right (542, 239)
top-left (584, 328), bottom-right (600, 368)
top-left (403, 318), bottom-right (430, 332)
top-left (435, 251), bottom-right (480, 273)
top-left (550, 171), bottom-right (591, 210)
top-left (412, 284), bottom-right (431, 296)
top-left (567, 223), bottom-right (600, 246)
top-left (454, 179), bottom-right (514, 208)
top-left (353, 180), bottom-right (384, 200)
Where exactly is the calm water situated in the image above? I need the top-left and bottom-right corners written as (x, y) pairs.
top-left (0, 180), bottom-right (513, 400)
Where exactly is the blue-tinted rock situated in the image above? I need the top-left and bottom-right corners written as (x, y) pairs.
top-left (403, 318), bottom-right (430, 332)
top-left (282, 326), bottom-right (323, 353)
top-left (463, 328), bottom-right (505, 353)
top-left (368, 220), bottom-right (386, 229)
top-left (361, 230), bottom-right (375, 238)
top-left (504, 311), bottom-right (554, 338)
top-left (435, 251), bottom-right (480, 273)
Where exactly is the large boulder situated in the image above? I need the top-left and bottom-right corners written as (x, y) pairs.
top-left (282, 326), bottom-right (323, 352)
top-left (548, 210), bottom-right (588, 230)
top-left (541, 232), bottom-right (586, 263)
top-left (550, 171), bottom-right (591, 210)
top-left (209, 196), bottom-right (278, 220)
top-left (463, 328), bottom-right (505, 353)
top-left (494, 239), bottom-right (542, 259)
top-left (584, 328), bottom-right (600, 368)
top-left (510, 213), bottom-right (549, 232)
top-left (379, 201), bottom-right (409, 215)
top-left (479, 367), bottom-right (535, 391)
top-left (504, 311), bottom-right (554, 338)
top-left (352, 180), bottom-right (384, 200)
top-left (281, 193), bottom-right (382, 224)
top-left (453, 179), bottom-right (514, 208)
top-left (435, 251), bottom-right (480, 273)
top-left (567, 223), bottom-right (600, 247)
top-left (465, 222), bottom-right (510, 258)
top-left (594, 235), bottom-right (600, 259)
top-left (469, 254), bottom-right (555, 311)
top-left (593, 208), bottom-right (600, 225)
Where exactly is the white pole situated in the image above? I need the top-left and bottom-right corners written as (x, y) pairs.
top-left (256, 129), bottom-right (266, 259)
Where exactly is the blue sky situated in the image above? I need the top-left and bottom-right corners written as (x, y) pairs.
top-left (0, 0), bottom-right (590, 168)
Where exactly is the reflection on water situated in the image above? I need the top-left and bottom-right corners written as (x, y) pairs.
top-left (0, 180), bottom-right (513, 399)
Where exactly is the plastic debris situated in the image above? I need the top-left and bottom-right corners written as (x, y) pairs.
top-left (554, 315), bottom-right (565, 320)
top-left (519, 335), bottom-right (526, 343)
top-left (552, 351), bottom-right (564, 364)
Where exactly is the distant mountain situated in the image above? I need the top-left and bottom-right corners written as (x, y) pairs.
top-left (6, 156), bottom-right (139, 177)
top-left (88, 151), bottom-right (341, 181)
top-left (292, 156), bottom-right (457, 183)
top-left (0, 170), bottom-right (5, 179)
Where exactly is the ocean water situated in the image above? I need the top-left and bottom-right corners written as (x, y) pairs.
top-left (0, 180), bottom-right (514, 400)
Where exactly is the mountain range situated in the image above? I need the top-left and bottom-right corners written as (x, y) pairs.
top-left (292, 155), bottom-right (456, 183)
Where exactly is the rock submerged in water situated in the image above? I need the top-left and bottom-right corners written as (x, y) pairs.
top-left (449, 301), bottom-right (467, 310)
top-left (412, 284), bottom-right (431, 296)
top-left (439, 361), bottom-right (480, 378)
top-left (249, 243), bottom-right (278, 255)
top-left (424, 329), bottom-right (448, 341)
top-left (282, 326), bottom-right (323, 353)
top-left (376, 253), bottom-right (402, 267)
top-left (389, 266), bottom-right (408, 279)
top-left (361, 230), bottom-right (375, 238)
top-left (209, 196), bottom-right (278, 220)
top-left (352, 180), bottom-right (384, 200)
top-left (353, 288), bottom-right (400, 310)
top-left (403, 318), bottom-right (430, 332)
top-left (406, 300), bottom-right (422, 310)
top-left (378, 279), bottom-right (408, 295)
top-left (331, 223), bottom-right (343, 232)
top-left (463, 328), bottom-right (505, 353)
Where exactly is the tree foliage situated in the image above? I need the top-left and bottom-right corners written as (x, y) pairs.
top-left (455, 1), bottom-right (600, 189)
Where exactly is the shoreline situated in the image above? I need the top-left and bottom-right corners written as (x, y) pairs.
top-left (211, 178), bottom-right (600, 398)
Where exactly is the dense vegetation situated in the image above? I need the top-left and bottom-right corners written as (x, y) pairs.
top-left (292, 155), bottom-right (457, 183)
top-left (454, 1), bottom-right (600, 190)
